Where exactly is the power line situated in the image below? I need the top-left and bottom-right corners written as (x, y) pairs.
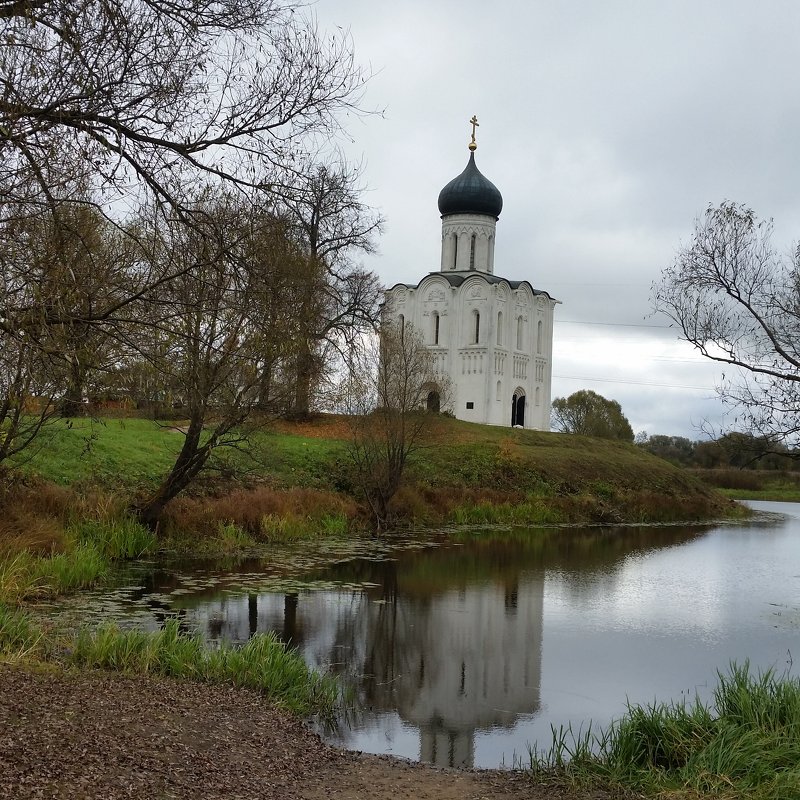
top-left (652, 356), bottom-right (711, 365)
top-left (553, 373), bottom-right (715, 392)
top-left (556, 319), bottom-right (672, 329)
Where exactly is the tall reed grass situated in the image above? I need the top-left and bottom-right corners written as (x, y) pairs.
top-left (70, 620), bottom-right (339, 716)
top-left (0, 513), bottom-right (155, 603)
top-left (71, 517), bottom-right (157, 559)
top-left (449, 499), bottom-right (564, 526)
top-left (0, 604), bottom-right (44, 661)
top-left (529, 663), bottom-right (800, 800)
top-left (33, 542), bottom-right (109, 591)
top-left (0, 544), bottom-right (108, 604)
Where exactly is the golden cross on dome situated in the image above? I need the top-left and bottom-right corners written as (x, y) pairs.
top-left (468, 115), bottom-right (479, 151)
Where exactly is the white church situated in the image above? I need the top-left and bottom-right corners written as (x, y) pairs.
top-left (383, 119), bottom-right (558, 430)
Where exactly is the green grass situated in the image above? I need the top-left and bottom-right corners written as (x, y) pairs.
top-left (530, 663), bottom-right (800, 799)
top-left (719, 487), bottom-right (800, 503)
top-left (258, 511), bottom-right (351, 541)
top-left (0, 609), bottom-right (340, 715)
top-left (448, 497), bottom-right (565, 525)
top-left (14, 417), bottom-right (347, 490)
top-left (255, 433), bottom-right (348, 488)
top-left (33, 542), bottom-right (108, 592)
top-left (71, 517), bottom-right (157, 559)
top-left (691, 469), bottom-right (800, 503)
top-left (11, 413), bottom-right (737, 530)
top-left (70, 619), bottom-right (339, 716)
top-left (11, 417), bottom-right (182, 487)
top-left (0, 516), bottom-right (156, 604)
top-left (0, 604), bottom-right (44, 662)
top-left (0, 545), bottom-right (109, 604)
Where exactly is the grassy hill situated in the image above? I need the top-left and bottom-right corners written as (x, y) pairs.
top-left (10, 414), bottom-right (738, 534)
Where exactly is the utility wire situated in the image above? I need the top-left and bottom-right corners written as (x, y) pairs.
top-left (553, 373), bottom-right (715, 392)
top-left (556, 319), bottom-right (672, 329)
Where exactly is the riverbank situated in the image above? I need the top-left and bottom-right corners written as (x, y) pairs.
top-left (6, 415), bottom-right (740, 548)
top-left (0, 666), bottom-right (617, 800)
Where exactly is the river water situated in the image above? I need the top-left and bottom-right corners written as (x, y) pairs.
top-left (40, 500), bottom-right (800, 768)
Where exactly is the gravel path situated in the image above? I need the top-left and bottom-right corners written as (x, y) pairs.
top-left (0, 667), bottom-right (619, 800)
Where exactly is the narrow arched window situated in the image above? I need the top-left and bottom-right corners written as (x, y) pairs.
top-left (537, 320), bottom-right (543, 354)
top-left (452, 233), bottom-right (458, 269)
top-left (398, 314), bottom-right (405, 335)
top-left (433, 312), bottom-right (440, 345)
top-left (496, 380), bottom-right (502, 401)
top-left (469, 233), bottom-right (476, 270)
top-left (516, 316), bottom-right (523, 350)
top-left (496, 311), bottom-right (503, 345)
top-left (535, 387), bottom-right (541, 406)
top-left (474, 310), bottom-right (480, 344)
top-left (488, 235), bottom-right (495, 269)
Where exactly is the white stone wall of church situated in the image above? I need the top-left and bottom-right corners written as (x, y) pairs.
top-left (383, 278), bottom-right (555, 431)
top-left (440, 214), bottom-right (498, 273)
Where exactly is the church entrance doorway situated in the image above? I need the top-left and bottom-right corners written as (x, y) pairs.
top-left (426, 390), bottom-right (441, 413)
top-left (511, 390), bottom-right (526, 427)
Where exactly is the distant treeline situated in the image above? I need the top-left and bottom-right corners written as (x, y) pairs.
top-left (637, 432), bottom-right (800, 471)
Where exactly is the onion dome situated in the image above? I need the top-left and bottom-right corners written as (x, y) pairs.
top-left (437, 151), bottom-right (503, 219)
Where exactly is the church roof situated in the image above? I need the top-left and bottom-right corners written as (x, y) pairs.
top-left (387, 272), bottom-right (557, 301)
top-left (437, 152), bottom-right (503, 219)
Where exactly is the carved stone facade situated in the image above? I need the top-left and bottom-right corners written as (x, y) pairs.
top-left (383, 144), bottom-right (558, 430)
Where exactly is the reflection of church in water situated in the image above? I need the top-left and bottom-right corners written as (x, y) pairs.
top-left (187, 553), bottom-right (544, 769)
top-left (383, 117), bottom-right (558, 430)
top-left (359, 573), bottom-right (545, 767)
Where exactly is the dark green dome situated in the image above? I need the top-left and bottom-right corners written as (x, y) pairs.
top-left (437, 152), bottom-right (503, 219)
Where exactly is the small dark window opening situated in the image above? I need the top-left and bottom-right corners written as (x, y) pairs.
top-left (469, 233), bottom-right (476, 270)
top-left (474, 311), bottom-right (480, 344)
top-left (453, 233), bottom-right (458, 269)
top-left (434, 313), bottom-right (440, 345)
top-left (466, 401), bottom-right (474, 409)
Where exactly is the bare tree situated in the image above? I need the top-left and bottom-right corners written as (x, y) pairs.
top-left (345, 321), bottom-right (450, 531)
top-left (0, 198), bottom-right (141, 464)
top-left (0, 1), bottom-right (374, 466)
top-left (653, 201), bottom-right (800, 449)
top-left (1, 2), bottom-right (367, 211)
top-left (132, 195), bottom-right (267, 528)
top-left (0, 331), bottom-right (60, 465)
top-left (2, 202), bottom-right (135, 416)
top-left (277, 160), bottom-right (383, 417)
top-left (232, 207), bottom-right (328, 415)
top-left (0, 1), bottom-right (371, 336)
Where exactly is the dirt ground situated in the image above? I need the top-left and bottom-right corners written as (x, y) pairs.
top-left (0, 667), bottom-right (622, 800)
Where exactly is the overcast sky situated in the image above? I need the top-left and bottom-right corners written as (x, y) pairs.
top-left (313, 0), bottom-right (800, 439)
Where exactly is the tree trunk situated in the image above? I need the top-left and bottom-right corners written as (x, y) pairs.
top-left (135, 414), bottom-right (210, 530)
top-left (291, 341), bottom-right (314, 419)
top-left (59, 363), bottom-right (86, 418)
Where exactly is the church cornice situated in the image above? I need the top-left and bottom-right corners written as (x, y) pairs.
top-left (402, 271), bottom-right (558, 301)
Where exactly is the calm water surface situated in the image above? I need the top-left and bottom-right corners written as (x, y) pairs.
top-left (41, 501), bottom-right (800, 768)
